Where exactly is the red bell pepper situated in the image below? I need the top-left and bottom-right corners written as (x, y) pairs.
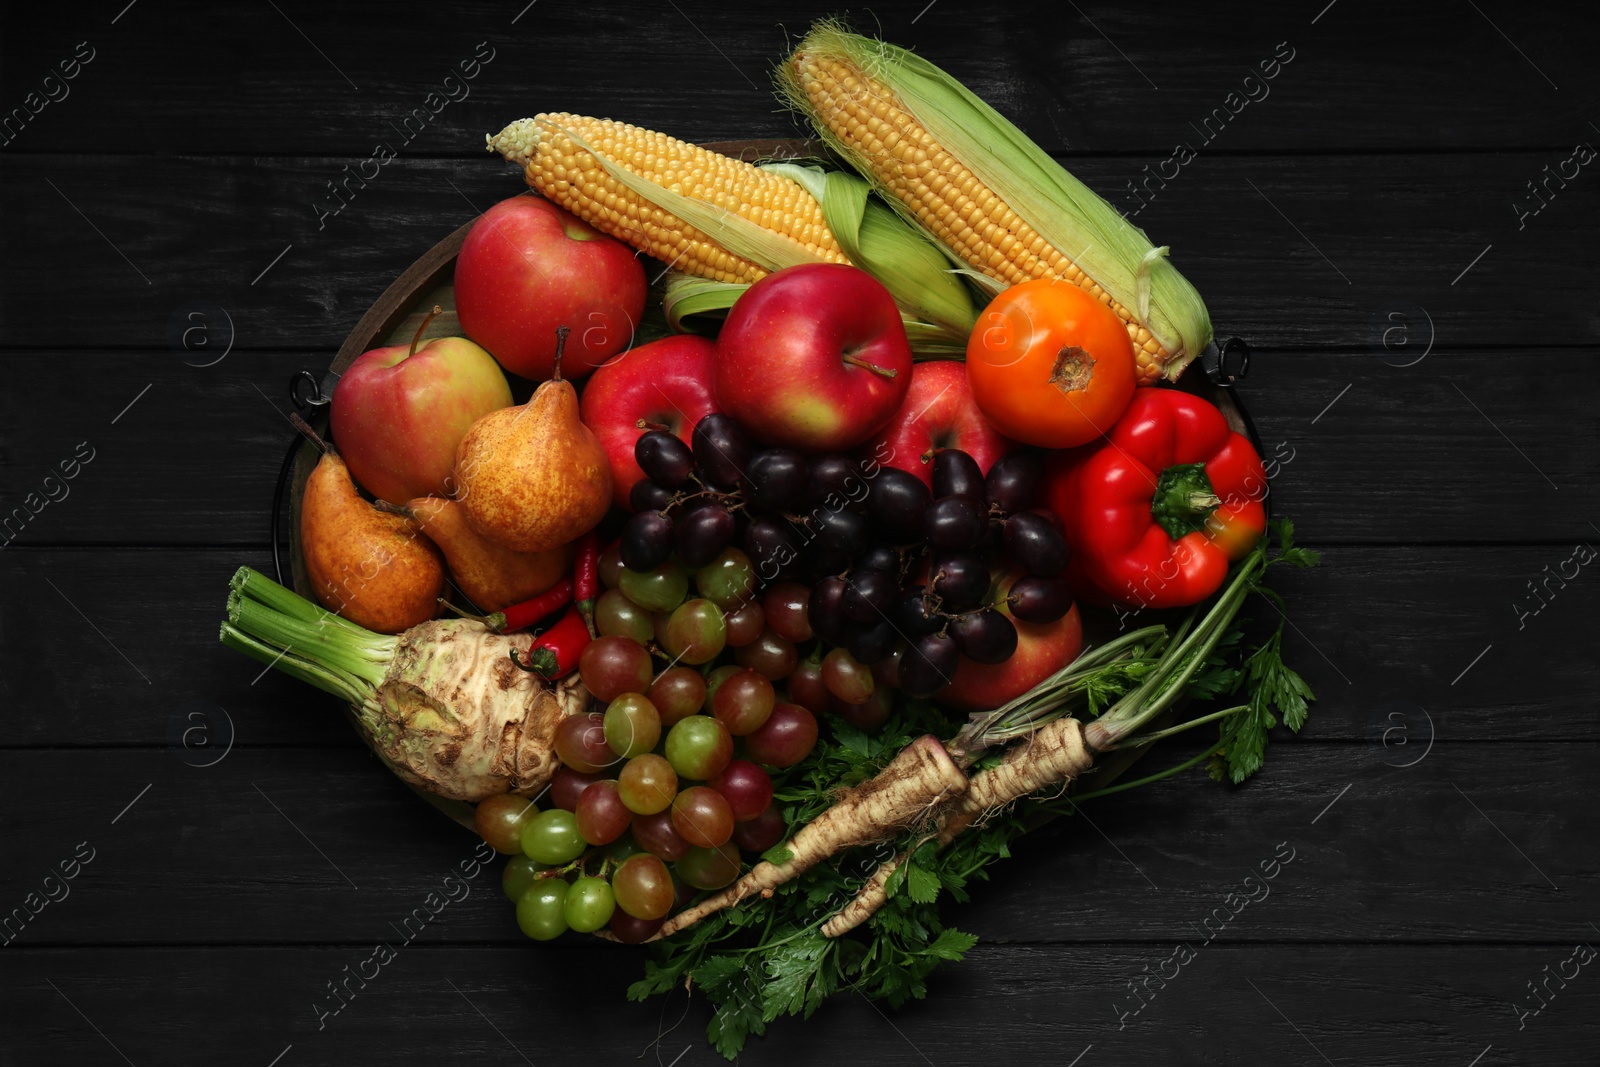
top-left (1046, 389), bottom-right (1267, 609)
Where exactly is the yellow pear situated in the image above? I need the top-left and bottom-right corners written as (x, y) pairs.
top-left (300, 451), bottom-right (444, 633)
top-left (453, 327), bottom-right (612, 552)
top-left (406, 496), bottom-right (570, 612)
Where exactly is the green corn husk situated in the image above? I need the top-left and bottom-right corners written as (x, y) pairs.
top-left (779, 21), bottom-right (1213, 377)
top-left (763, 163), bottom-right (977, 341)
top-left (546, 120), bottom-right (975, 355)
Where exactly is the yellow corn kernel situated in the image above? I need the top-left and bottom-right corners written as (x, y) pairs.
top-left (489, 114), bottom-right (849, 285)
top-left (792, 53), bottom-right (1171, 383)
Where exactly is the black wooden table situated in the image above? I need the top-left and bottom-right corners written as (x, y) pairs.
top-left (3, 2), bottom-right (1595, 1063)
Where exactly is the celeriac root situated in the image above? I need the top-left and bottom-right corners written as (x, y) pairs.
top-left (367, 620), bottom-right (588, 801)
top-left (652, 735), bottom-right (967, 939)
top-left (822, 716), bottom-right (1094, 938)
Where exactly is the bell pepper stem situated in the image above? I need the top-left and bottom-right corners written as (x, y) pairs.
top-left (1150, 461), bottom-right (1222, 539)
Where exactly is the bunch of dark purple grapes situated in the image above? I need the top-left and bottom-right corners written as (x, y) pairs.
top-left (619, 414), bottom-right (1073, 703)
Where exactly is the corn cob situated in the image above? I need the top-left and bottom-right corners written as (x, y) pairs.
top-left (782, 24), bottom-right (1212, 384)
top-left (488, 114), bottom-right (849, 285)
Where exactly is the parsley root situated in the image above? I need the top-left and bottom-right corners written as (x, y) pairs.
top-left (652, 734), bottom-right (967, 938)
top-left (825, 537), bottom-right (1301, 938)
top-left (825, 717), bottom-right (1094, 937)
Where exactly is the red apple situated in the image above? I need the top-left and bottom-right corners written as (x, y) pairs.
top-left (714, 264), bottom-right (912, 451)
top-left (937, 577), bottom-right (1083, 712)
top-left (862, 360), bottom-right (1015, 490)
top-left (454, 194), bottom-right (647, 382)
top-left (579, 334), bottom-right (720, 509)
top-left (330, 313), bottom-right (512, 506)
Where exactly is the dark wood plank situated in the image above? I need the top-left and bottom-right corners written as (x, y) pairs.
top-left (1, 152), bottom-right (1593, 351)
top-left (2, 1), bottom-right (1591, 155)
top-left (1, 7), bottom-right (1589, 1063)
top-left (0, 547), bottom-right (356, 748)
top-left (4, 542), bottom-right (1594, 748)
top-left (2, 942), bottom-right (1593, 1064)
top-left (2, 741), bottom-right (1595, 946)
top-left (0, 351), bottom-right (317, 548)
top-left (2, 348), bottom-right (1593, 547)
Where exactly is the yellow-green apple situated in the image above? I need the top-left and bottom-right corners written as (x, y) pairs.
top-left (937, 575), bottom-right (1082, 711)
top-left (713, 264), bottom-right (911, 450)
top-left (330, 311), bottom-right (511, 506)
top-left (862, 359), bottom-right (1014, 490)
top-left (579, 334), bottom-right (720, 509)
top-left (454, 193), bottom-right (646, 382)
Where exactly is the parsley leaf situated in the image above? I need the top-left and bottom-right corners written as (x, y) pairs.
top-left (635, 519), bottom-right (1321, 1057)
top-left (1209, 521), bottom-right (1320, 784)
top-left (905, 861), bottom-right (941, 904)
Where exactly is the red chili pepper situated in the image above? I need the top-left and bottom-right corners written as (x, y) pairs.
top-left (573, 531), bottom-right (600, 637)
top-left (509, 605), bottom-right (591, 679)
top-left (574, 532), bottom-right (600, 604)
top-left (492, 579), bottom-right (574, 633)
top-left (1045, 389), bottom-right (1267, 609)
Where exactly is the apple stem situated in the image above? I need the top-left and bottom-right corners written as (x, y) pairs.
top-left (408, 305), bottom-right (444, 359)
top-left (552, 326), bottom-right (569, 383)
top-left (842, 354), bottom-right (898, 380)
top-left (636, 419), bottom-right (671, 432)
top-left (288, 412), bottom-right (334, 455)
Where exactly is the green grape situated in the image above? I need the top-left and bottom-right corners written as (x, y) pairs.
top-left (710, 668), bottom-right (775, 736)
top-left (618, 754), bottom-right (678, 815)
top-left (619, 560), bottom-right (689, 613)
top-left (604, 694), bottom-right (662, 758)
top-left (474, 794), bottom-right (537, 855)
top-left (695, 548), bottom-right (756, 609)
top-left (501, 855), bottom-right (546, 901)
top-left (520, 808), bottom-right (586, 865)
top-left (612, 854), bottom-right (674, 920)
top-left (515, 877), bottom-right (569, 940)
top-left (595, 589), bottom-right (654, 644)
top-left (822, 647), bottom-right (874, 704)
top-left (664, 715), bottom-right (733, 781)
top-left (563, 876), bottom-right (616, 933)
top-left (578, 637), bottom-right (653, 704)
top-left (649, 667), bottom-right (707, 727)
top-left (703, 664), bottom-right (744, 705)
top-left (676, 842), bottom-right (741, 891)
top-left (663, 598), bottom-right (727, 664)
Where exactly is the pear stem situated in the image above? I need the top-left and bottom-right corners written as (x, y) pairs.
top-left (409, 305), bottom-right (443, 359)
top-left (371, 499), bottom-right (412, 518)
top-left (552, 325), bottom-right (570, 383)
top-left (289, 412), bottom-right (334, 455)
top-left (843, 354), bottom-right (898, 380)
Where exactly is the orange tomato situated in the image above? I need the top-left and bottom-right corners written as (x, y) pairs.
top-left (965, 279), bottom-right (1137, 448)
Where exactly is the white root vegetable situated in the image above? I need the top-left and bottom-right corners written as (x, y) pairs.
top-left (823, 716), bottom-right (1094, 938)
top-left (822, 555), bottom-right (1269, 938)
top-left (369, 620), bottom-right (588, 799)
top-left (221, 567), bottom-right (586, 802)
top-left (653, 734), bottom-right (967, 939)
